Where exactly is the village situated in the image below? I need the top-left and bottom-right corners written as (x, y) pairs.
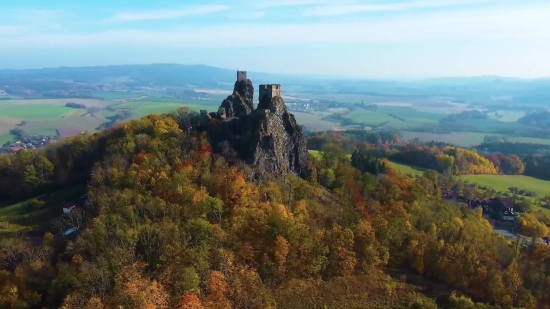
top-left (0, 134), bottom-right (56, 153)
top-left (441, 188), bottom-right (550, 246)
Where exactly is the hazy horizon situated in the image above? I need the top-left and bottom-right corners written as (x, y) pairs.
top-left (3, 0), bottom-right (550, 79)
top-left (2, 62), bottom-right (550, 82)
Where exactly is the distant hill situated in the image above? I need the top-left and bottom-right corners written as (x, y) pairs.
top-left (0, 64), bottom-right (311, 88)
top-left (518, 111), bottom-right (550, 128)
top-left (1, 64), bottom-right (550, 104)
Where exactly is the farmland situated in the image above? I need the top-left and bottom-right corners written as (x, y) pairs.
top-left (0, 97), bottom-right (222, 145)
top-left (400, 131), bottom-right (490, 147)
top-left (0, 105), bottom-right (73, 119)
top-left (111, 99), bottom-right (219, 119)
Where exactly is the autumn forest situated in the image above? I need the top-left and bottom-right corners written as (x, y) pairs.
top-left (2, 108), bottom-right (550, 309)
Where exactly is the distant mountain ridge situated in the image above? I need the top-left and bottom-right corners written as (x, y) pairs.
top-left (1, 63), bottom-right (550, 102)
top-left (0, 64), bottom-right (315, 86)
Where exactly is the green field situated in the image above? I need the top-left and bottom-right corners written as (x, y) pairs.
top-left (488, 110), bottom-right (526, 122)
top-left (346, 108), bottom-right (409, 127)
top-left (345, 106), bottom-right (446, 129)
top-left (389, 161), bottom-right (424, 176)
top-left (401, 131), bottom-right (491, 147)
top-left (0, 98), bottom-right (106, 108)
top-left (92, 91), bottom-right (146, 100)
top-left (459, 174), bottom-right (550, 200)
top-left (0, 97), bottom-right (222, 144)
top-left (0, 134), bottom-right (17, 145)
top-left (112, 100), bottom-right (219, 119)
top-left (376, 106), bottom-right (445, 123)
top-left (0, 185), bottom-right (85, 238)
top-left (294, 112), bottom-right (343, 131)
top-left (0, 105), bottom-right (73, 120)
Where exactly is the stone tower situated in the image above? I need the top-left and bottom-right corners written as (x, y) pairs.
top-left (237, 71), bottom-right (247, 82)
top-left (259, 84), bottom-right (281, 101)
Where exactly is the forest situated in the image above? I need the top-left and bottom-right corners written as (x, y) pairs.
top-left (1, 108), bottom-right (550, 308)
top-left (307, 131), bottom-right (550, 180)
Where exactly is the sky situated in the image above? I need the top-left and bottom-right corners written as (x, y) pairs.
top-left (2, 0), bottom-right (550, 79)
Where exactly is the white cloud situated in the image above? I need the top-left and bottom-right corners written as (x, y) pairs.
top-left (4, 4), bottom-right (550, 48)
top-left (304, 0), bottom-right (514, 16)
top-left (108, 4), bottom-right (230, 22)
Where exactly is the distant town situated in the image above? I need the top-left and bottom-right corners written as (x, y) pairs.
top-left (0, 135), bottom-right (56, 153)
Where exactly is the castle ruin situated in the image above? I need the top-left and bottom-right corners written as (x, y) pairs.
top-left (199, 70), bottom-right (309, 180)
top-left (259, 84), bottom-right (281, 101)
top-left (237, 70), bottom-right (247, 82)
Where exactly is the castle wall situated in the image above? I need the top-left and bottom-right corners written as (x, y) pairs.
top-left (259, 84), bottom-right (281, 101)
top-left (237, 71), bottom-right (247, 82)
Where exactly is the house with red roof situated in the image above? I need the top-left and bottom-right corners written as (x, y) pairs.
top-left (63, 202), bottom-right (76, 214)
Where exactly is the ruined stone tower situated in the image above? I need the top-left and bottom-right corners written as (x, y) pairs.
top-left (199, 70), bottom-right (309, 180)
top-left (237, 70), bottom-right (247, 82)
top-left (259, 84), bottom-right (281, 101)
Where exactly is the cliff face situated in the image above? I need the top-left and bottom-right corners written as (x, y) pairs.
top-left (218, 79), bottom-right (255, 118)
top-left (200, 76), bottom-right (309, 180)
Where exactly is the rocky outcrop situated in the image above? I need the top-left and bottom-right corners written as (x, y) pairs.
top-left (200, 74), bottom-right (309, 180)
top-left (219, 79), bottom-right (254, 118)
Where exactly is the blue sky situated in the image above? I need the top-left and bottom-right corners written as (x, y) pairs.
top-left (2, 0), bottom-right (550, 78)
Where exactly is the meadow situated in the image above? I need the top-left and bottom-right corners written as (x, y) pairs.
top-left (92, 90), bottom-right (146, 100)
top-left (388, 161), bottom-right (424, 176)
top-left (346, 108), bottom-right (409, 127)
top-left (487, 110), bottom-right (526, 122)
top-left (293, 112), bottom-right (343, 131)
top-left (0, 185), bottom-right (85, 239)
top-left (111, 99), bottom-right (220, 119)
top-left (0, 97), bottom-right (222, 143)
top-left (0, 105), bottom-right (73, 120)
top-left (400, 131), bottom-right (490, 147)
top-left (1, 93), bottom-right (549, 153)
top-left (459, 175), bottom-right (550, 200)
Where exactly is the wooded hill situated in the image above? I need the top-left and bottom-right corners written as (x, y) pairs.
top-left (0, 108), bottom-right (549, 309)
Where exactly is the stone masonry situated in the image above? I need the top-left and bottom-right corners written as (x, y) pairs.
top-left (259, 84), bottom-right (281, 101)
top-left (237, 71), bottom-right (247, 82)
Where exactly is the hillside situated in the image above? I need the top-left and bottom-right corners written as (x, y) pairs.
top-left (518, 111), bottom-right (550, 128)
top-left (1, 77), bottom-right (550, 309)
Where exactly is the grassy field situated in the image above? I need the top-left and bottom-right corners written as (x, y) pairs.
top-left (294, 112), bottom-right (344, 131)
top-left (459, 175), bottom-right (550, 200)
top-left (0, 105), bottom-right (74, 120)
top-left (0, 98), bottom-right (107, 108)
top-left (376, 106), bottom-right (445, 123)
top-left (112, 100), bottom-right (219, 119)
top-left (0, 97), bottom-right (221, 143)
top-left (345, 106), bottom-right (447, 129)
top-left (389, 161), bottom-right (425, 176)
top-left (400, 131), bottom-right (490, 147)
top-left (92, 91), bottom-right (146, 100)
top-left (0, 185), bottom-right (86, 239)
top-left (488, 110), bottom-right (526, 122)
top-left (346, 108), bottom-right (409, 127)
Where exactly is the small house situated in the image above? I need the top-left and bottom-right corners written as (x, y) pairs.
top-left (470, 197), bottom-right (518, 222)
top-left (63, 202), bottom-right (76, 214)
